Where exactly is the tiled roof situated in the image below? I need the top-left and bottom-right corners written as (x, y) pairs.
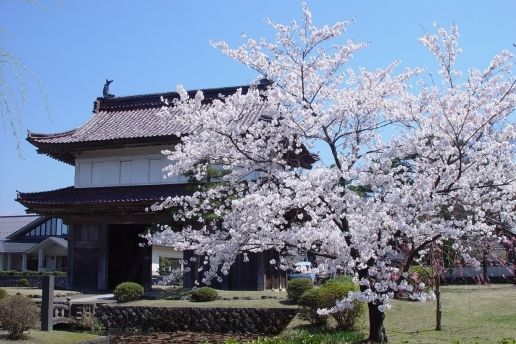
top-left (16, 184), bottom-right (191, 214)
top-left (0, 215), bottom-right (40, 240)
top-left (0, 241), bottom-right (37, 253)
top-left (27, 83), bottom-right (267, 164)
top-left (28, 107), bottom-right (191, 144)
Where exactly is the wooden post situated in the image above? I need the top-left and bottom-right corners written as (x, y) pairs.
top-left (41, 275), bottom-right (54, 331)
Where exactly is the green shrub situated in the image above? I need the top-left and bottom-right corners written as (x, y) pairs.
top-left (299, 279), bottom-right (363, 330)
top-left (113, 282), bottom-right (144, 303)
top-left (18, 278), bottom-right (31, 288)
top-left (76, 312), bottom-right (101, 331)
top-left (0, 295), bottom-right (39, 339)
top-left (287, 278), bottom-right (313, 303)
top-left (409, 265), bottom-right (434, 287)
top-left (190, 287), bottom-right (218, 302)
top-left (320, 280), bottom-right (363, 330)
top-left (0, 288), bottom-right (7, 299)
top-left (299, 288), bottom-right (328, 325)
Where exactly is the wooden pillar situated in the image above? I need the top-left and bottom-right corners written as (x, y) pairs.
top-left (41, 275), bottom-right (54, 331)
top-left (97, 226), bottom-right (108, 290)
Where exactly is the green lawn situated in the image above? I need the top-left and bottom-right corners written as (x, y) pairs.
top-left (384, 284), bottom-right (516, 344)
top-left (9, 285), bottom-right (508, 343)
top-left (2, 287), bottom-right (79, 298)
top-left (126, 289), bottom-right (296, 308)
top-left (126, 285), bottom-right (516, 343)
top-left (272, 284), bottom-right (516, 344)
top-left (0, 330), bottom-right (101, 344)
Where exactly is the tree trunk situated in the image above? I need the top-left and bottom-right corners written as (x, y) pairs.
top-left (435, 275), bottom-right (442, 330)
top-left (482, 248), bottom-right (489, 283)
top-left (368, 302), bottom-right (388, 343)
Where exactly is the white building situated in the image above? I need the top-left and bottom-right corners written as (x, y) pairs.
top-left (0, 215), bottom-right (68, 272)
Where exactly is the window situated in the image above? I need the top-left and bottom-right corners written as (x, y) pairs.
top-left (22, 217), bottom-right (69, 238)
top-left (61, 224), bottom-right (68, 236)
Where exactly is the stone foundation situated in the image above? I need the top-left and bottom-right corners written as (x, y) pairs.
top-left (96, 305), bottom-right (298, 334)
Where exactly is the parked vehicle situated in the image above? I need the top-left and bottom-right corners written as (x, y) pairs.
top-left (287, 261), bottom-right (316, 282)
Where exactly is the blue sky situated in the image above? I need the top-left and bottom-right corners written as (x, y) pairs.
top-left (0, 0), bottom-right (515, 215)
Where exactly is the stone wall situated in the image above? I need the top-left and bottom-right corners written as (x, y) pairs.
top-left (0, 276), bottom-right (67, 289)
top-left (96, 305), bottom-right (298, 334)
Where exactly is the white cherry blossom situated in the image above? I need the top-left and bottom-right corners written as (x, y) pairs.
top-left (150, 5), bottom-right (515, 343)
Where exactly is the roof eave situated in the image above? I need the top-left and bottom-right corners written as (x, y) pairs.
top-left (25, 237), bottom-right (68, 255)
top-left (27, 135), bottom-right (182, 165)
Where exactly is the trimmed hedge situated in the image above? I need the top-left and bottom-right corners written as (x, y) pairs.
top-left (0, 270), bottom-right (66, 277)
top-left (287, 278), bottom-right (313, 303)
top-left (0, 288), bottom-right (7, 299)
top-left (191, 287), bottom-right (218, 302)
top-left (113, 282), bottom-right (144, 303)
top-left (0, 276), bottom-right (67, 289)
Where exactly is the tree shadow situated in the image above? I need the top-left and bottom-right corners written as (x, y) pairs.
top-left (278, 299), bottom-right (297, 306)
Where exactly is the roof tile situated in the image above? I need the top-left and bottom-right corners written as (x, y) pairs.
top-left (28, 84), bottom-right (260, 145)
top-left (17, 184), bottom-right (189, 210)
top-left (0, 215), bottom-right (40, 240)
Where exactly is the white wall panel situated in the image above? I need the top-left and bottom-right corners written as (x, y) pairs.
top-left (103, 160), bottom-right (119, 185)
top-left (149, 159), bottom-right (164, 183)
top-left (74, 152), bottom-right (184, 188)
top-left (77, 162), bottom-right (92, 187)
top-left (120, 161), bottom-right (131, 184)
top-left (131, 158), bottom-right (149, 183)
top-left (91, 162), bottom-right (103, 185)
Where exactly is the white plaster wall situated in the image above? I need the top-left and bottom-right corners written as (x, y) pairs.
top-left (74, 147), bottom-right (188, 188)
top-left (151, 246), bottom-right (182, 276)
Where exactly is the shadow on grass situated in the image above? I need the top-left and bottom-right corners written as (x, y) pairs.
top-left (0, 333), bottom-right (29, 341)
top-left (278, 299), bottom-right (297, 306)
top-left (146, 288), bottom-right (192, 300)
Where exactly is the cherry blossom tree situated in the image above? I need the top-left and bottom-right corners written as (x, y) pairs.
top-left (150, 4), bottom-right (515, 343)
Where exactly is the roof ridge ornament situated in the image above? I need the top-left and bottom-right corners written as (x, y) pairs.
top-left (102, 79), bottom-right (115, 98)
